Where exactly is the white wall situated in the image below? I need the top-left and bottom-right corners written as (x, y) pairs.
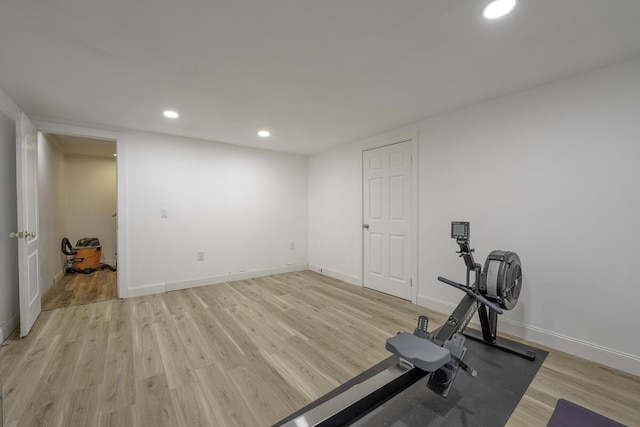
top-left (122, 132), bottom-right (308, 295)
top-left (0, 91), bottom-right (19, 342)
top-left (308, 57), bottom-right (640, 375)
top-left (65, 155), bottom-right (117, 264)
top-left (37, 134), bottom-right (67, 296)
top-left (308, 142), bottom-right (363, 284)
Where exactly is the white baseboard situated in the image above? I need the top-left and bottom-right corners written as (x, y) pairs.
top-left (418, 294), bottom-right (640, 377)
top-left (498, 320), bottom-right (640, 377)
top-left (165, 264), bottom-right (309, 292)
top-left (54, 269), bottom-right (64, 284)
top-left (128, 282), bottom-right (166, 298)
top-left (308, 264), bottom-right (360, 286)
top-left (417, 294), bottom-right (457, 315)
top-left (0, 312), bottom-right (19, 343)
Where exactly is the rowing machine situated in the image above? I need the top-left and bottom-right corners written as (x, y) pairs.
top-left (274, 221), bottom-right (535, 426)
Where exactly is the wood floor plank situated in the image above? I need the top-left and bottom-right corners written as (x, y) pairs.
top-left (261, 348), bottom-right (340, 400)
top-left (30, 305), bottom-right (75, 340)
top-left (129, 297), bottom-right (153, 329)
top-left (227, 362), bottom-right (306, 425)
top-left (195, 363), bottom-right (259, 427)
top-left (132, 322), bottom-right (164, 381)
top-left (100, 330), bottom-right (136, 415)
top-left (132, 395), bottom-right (177, 427)
top-left (169, 380), bottom-right (219, 427)
top-left (152, 318), bottom-right (197, 390)
top-left (506, 395), bottom-right (554, 427)
top-left (65, 303), bottom-right (96, 343)
top-left (173, 312), bottom-right (218, 369)
top-left (283, 335), bottom-right (354, 384)
top-left (146, 293), bottom-right (172, 324)
top-left (72, 321), bottom-right (109, 390)
top-left (1, 335), bottom-right (62, 425)
top-left (132, 373), bottom-right (180, 427)
top-left (209, 306), bottom-right (261, 356)
top-left (135, 373), bottom-right (170, 402)
top-left (0, 324), bottom-right (43, 390)
top-left (98, 405), bottom-right (135, 427)
top-left (107, 299), bottom-right (131, 334)
top-left (188, 310), bottom-right (248, 371)
top-left (1, 270), bottom-right (638, 426)
top-left (17, 339), bottom-right (84, 427)
top-left (60, 385), bottom-right (101, 427)
top-left (42, 270), bottom-right (117, 311)
top-left (226, 303), bottom-right (291, 354)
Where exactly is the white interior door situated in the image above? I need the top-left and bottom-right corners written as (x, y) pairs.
top-left (363, 141), bottom-right (412, 300)
top-left (15, 111), bottom-right (41, 337)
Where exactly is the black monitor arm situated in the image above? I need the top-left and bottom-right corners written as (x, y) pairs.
top-left (456, 238), bottom-right (481, 289)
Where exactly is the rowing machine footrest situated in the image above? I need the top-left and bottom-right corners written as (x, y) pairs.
top-left (413, 315), bottom-right (432, 339)
top-left (385, 332), bottom-right (451, 372)
top-left (427, 333), bottom-right (467, 398)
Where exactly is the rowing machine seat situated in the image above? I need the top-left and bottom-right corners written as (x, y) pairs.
top-left (385, 332), bottom-right (451, 372)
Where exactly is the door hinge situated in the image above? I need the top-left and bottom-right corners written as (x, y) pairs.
top-left (410, 278), bottom-right (413, 287)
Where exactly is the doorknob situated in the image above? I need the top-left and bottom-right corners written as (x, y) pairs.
top-left (363, 224), bottom-right (370, 229)
top-left (8, 231), bottom-right (35, 239)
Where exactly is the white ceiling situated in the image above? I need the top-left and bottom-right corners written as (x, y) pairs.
top-left (47, 134), bottom-right (116, 158)
top-left (1, 1), bottom-right (639, 155)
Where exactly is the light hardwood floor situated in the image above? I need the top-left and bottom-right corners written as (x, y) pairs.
top-left (42, 270), bottom-right (118, 311)
top-left (1, 271), bottom-right (638, 426)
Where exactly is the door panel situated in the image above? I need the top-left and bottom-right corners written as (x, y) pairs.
top-left (369, 178), bottom-right (383, 219)
top-left (363, 141), bottom-right (412, 300)
top-left (389, 234), bottom-right (405, 281)
top-left (16, 111), bottom-right (41, 337)
top-left (389, 175), bottom-right (405, 220)
top-left (369, 233), bottom-right (383, 276)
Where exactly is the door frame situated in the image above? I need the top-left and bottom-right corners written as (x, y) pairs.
top-left (32, 119), bottom-right (128, 299)
top-left (361, 132), bottom-right (418, 304)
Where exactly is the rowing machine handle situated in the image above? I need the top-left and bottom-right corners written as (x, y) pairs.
top-left (437, 276), bottom-right (504, 315)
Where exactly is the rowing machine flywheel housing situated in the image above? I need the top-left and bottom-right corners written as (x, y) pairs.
top-left (482, 250), bottom-right (522, 310)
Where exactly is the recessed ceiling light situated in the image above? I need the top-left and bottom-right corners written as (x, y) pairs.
top-left (113, 153), bottom-right (117, 157)
top-left (258, 130), bottom-right (270, 138)
top-left (163, 110), bottom-right (179, 119)
top-left (483, 0), bottom-right (517, 19)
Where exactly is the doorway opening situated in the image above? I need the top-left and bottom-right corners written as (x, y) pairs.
top-left (39, 133), bottom-right (118, 310)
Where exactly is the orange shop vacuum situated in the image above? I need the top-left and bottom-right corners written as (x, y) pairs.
top-left (61, 237), bottom-right (103, 274)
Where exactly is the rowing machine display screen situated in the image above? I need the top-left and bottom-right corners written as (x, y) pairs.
top-left (451, 221), bottom-right (470, 240)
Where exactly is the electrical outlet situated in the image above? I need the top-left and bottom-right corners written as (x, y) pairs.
top-left (197, 251), bottom-right (205, 261)
top-left (290, 242), bottom-right (295, 250)
top-left (161, 208), bottom-right (168, 218)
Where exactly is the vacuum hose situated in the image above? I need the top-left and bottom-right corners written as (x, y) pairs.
top-left (61, 237), bottom-right (77, 256)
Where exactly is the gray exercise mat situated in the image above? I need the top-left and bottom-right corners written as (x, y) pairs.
top-left (276, 330), bottom-right (546, 427)
top-left (546, 399), bottom-right (626, 427)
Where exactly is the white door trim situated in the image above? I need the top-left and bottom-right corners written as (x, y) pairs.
top-left (361, 132), bottom-right (418, 304)
top-left (32, 120), bottom-right (127, 298)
